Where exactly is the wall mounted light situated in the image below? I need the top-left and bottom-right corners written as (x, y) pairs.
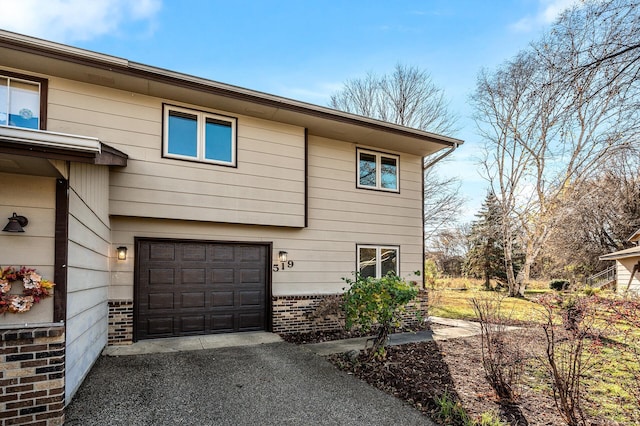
top-left (278, 251), bottom-right (288, 262)
top-left (3, 213), bottom-right (28, 232)
top-left (116, 246), bottom-right (128, 261)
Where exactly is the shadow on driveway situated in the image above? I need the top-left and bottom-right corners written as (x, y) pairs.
top-left (65, 342), bottom-right (436, 425)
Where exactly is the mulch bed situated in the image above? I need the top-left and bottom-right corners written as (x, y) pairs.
top-left (285, 325), bottom-right (622, 425)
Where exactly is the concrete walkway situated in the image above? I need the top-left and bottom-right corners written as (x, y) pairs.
top-left (306, 316), bottom-right (492, 356)
top-left (101, 316), bottom-right (501, 358)
top-left (103, 330), bottom-right (284, 356)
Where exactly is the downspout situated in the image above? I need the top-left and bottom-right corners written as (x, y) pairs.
top-left (423, 142), bottom-right (459, 170)
top-left (421, 142), bottom-right (459, 290)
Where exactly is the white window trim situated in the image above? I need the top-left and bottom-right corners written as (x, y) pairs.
top-left (163, 104), bottom-right (237, 167)
top-left (356, 148), bottom-right (399, 192)
top-left (357, 244), bottom-right (400, 278)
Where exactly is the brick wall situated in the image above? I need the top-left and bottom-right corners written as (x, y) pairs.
top-left (272, 295), bottom-right (342, 333)
top-left (108, 300), bottom-right (133, 346)
top-left (272, 291), bottom-right (429, 334)
top-left (0, 326), bottom-right (65, 426)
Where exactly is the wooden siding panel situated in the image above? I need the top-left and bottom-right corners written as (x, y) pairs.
top-left (65, 304), bottom-right (108, 403)
top-left (66, 163), bottom-right (111, 404)
top-left (0, 173), bottom-right (56, 326)
top-left (47, 77), bottom-right (306, 227)
top-left (617, 259), bottom-right (640, 294)
top-left (109, 132), bottom-right (425, 296)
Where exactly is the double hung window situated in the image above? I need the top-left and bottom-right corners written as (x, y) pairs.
top-left (357, 245), bottom-right (399, 278)
top-left (163, 104), bottom-right (237, 166)
top-left (357, 148), bottom-right (399, 192)
top-left (0, 73), bottom-right (44, 130)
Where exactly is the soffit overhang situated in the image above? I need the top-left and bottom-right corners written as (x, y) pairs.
top-left (0, 126), bottom-right (127, 166)
top-left (0, 30), bottom-right (463, 157)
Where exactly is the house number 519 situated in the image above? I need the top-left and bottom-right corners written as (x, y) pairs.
top-left (273, 260), bottom-right (294, 272)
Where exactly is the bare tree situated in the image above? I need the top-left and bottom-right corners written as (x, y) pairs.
top-left (330, 64), bottom-right (458, 134)
top-left (330, 63), bottom-right (462, 243)
top-left (473, 2), bottom-right (639, 296)
top-left (546, 0), bottom-right (640, 97)
top-left (423, 165), bottom-right (463, 244)
top-left (544, 150), bottom-right (640, 279)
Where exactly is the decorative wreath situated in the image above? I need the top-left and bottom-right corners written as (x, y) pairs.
top-left (0, 266), bottom-right (55, 314)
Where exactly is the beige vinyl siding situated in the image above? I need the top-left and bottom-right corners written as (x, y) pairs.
top-left (110, 135), bottom-right (424, 299)
top-left (45, 78), bottom-right (306, 228)
top-left (0, 173), bottom-right (55, 325)
top-left (65, 163), bottom-right (110, 403)
top-left (617, 259), bottom-right (640, 295)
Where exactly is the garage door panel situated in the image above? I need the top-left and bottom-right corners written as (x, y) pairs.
top-left (211, 314), bottom-right (234, 331)
top-left (182, 292), bottom-right (206, 308)
top-left (238, 312), bottom-right (264, 330)
top-left (211, 245), bottom-right (234, 261)
top-left (239, 269), bottom-right (262, 283)
top-left (181, 268), bottom-right (206, 284)
top-left (212, 268), bottom-right (234, 283)
top-left (211, 291), bottom-right (234, 307)
top-left (239, 290), bottom-right (263, 306)
top-left (180, 315), bottom-right (206, 333)
top-left (149, 268), bottom-right (175, 285)
top-left (148, 293), bottom-right (174, 310)
top-left (148, 243), bottom-right (176, 260)
top-left (146, 318), bottom-right (174, 336)
top-left (240, 246), bottom-right (262, 261)
top-left (182, 244), bottom-right (206, 260)
top-left (136, 240), bottom-right (268, 340)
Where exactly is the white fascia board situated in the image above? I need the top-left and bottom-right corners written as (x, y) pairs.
top-left (0, 126), bottom-right (101, 153)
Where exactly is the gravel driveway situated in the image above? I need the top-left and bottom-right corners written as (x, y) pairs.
top-left (65, 342), bottom-right (435, 425)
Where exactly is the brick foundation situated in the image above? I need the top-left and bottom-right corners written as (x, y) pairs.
top-left (108, 301), bottom-right (133, 346)
top-left (109, 293), bottom-right (429, 340)
top-left (272, 291), bottom-right (429, 334)
top-left (0, 326), bottom-right (65, 426)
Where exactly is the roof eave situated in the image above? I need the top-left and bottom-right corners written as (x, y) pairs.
top-left (0, 30), bottom-right (463, 157)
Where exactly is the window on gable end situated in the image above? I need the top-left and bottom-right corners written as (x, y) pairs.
top-left (356, 148), bottom-right (399, 192)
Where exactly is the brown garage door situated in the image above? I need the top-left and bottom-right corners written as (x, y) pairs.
top-left (135, 239), bottom-right (270, 341)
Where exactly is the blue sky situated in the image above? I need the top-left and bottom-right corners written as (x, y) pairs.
top-left (0, 0), bottom-right (578, 223)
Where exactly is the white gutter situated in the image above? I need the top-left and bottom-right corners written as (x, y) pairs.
top-left (0, 126), bottom-right (101, 153)
top-left (423, 142), bottom-right (459, 170)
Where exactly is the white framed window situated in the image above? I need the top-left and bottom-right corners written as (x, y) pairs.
top-left (163, 104), bottom-right (237, 166)
top-left (357, 245), bottom-right (399, 278)
top-left (356, 148), bottom-right (399, 192)
top-left (0, 73), bottom-right (44, 130)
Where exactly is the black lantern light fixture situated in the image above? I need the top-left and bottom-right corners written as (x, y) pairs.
top-left (3, 213), bottom-right (28, 233)
top-left (278, 251), bottom-right (288, 262)
top-left (116, 246), bottom-right (128, 261)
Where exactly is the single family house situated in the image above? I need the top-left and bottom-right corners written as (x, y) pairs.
top-left (0, 30), bottom-right (462, 424)
top-left (599, 228), bottom-right (640, 295)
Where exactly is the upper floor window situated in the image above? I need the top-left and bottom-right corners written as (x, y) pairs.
top-left (357, 148), bottom-right (399, 192)
top-left (0, 73), bottom-right (46, 130)
top-left (163, 104), bottom-right (237, 166)
top-left (357, 245), bottom-right (399, 278)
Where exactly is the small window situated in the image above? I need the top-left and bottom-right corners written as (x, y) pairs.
top-left (356, 148), bottom-right (399, 192)
top-left (163, 104), bottom-right (236, 166)
top-left (0, 73), bottom-right (44, 130)
top-left (357, 245), bottom-right (399, 278)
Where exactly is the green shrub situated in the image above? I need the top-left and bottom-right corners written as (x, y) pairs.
top-left (550, 279), bottom-right (570, 291)
top-left (434, 390), bottom-right (472, 425)
top-left (583, 286), bottom-right (601, 296)
top-left (342, 271), bottom-right (418, 360)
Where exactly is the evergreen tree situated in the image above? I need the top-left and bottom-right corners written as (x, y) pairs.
top-left (464, 192), bottom-right (508, 289)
